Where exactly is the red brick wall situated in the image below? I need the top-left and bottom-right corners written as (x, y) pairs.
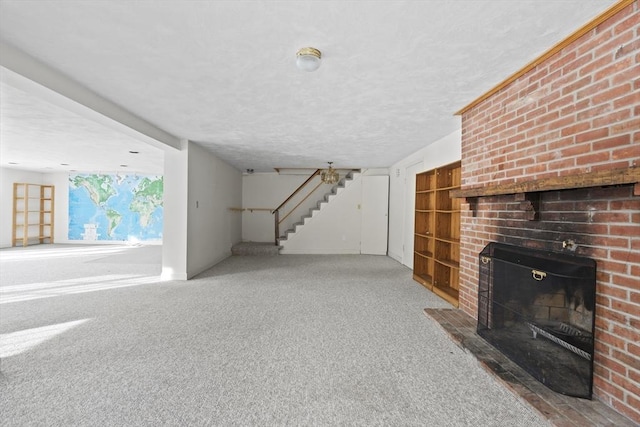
top-left (458, 2), bottom-right (639, 422)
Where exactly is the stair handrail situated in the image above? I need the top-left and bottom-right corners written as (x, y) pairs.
top-left (272, 169), bottom-right (320, 245)
top-left (278, 181), bottom-right (324, 224)
top-left (272, 169), bottom-right (320, 213)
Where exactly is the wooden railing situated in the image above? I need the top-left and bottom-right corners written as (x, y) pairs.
top-left (272, 169), bottom-right (321, 245)
top-left (228, 207), bottom-right (273, 212)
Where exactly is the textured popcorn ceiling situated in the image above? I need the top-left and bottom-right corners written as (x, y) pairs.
top-left (0, 81), bottom-right (165, 174)
top-left (0, 1), bottom-right (616, 174)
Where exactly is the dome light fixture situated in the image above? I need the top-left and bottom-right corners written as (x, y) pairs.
top-left (296, 47), bottom-right (321, 72)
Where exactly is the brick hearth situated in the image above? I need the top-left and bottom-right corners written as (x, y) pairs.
top-left (424, 308), bottom-right (636, 427)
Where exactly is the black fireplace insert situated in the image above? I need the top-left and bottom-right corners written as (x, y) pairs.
top-left (477, 242), bottom-right (596, 398)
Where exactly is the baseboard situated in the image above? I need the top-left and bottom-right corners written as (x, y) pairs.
top-left (279, 249), bottom-right (361, 255)
top-left (388, 250), bottom-right (403, 264)
top-left (187, 252), bottom-right (231, 279)
top-left (160, 269), bottom-right (188, 281)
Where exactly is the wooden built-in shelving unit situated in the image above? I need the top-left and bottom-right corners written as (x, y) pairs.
top-left (12, 183), bottom-right (55, 247)
top-left (413, 161), bottom-right (461, 307)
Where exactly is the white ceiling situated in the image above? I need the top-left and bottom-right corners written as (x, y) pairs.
top-left (0, 79), bottom-right (165, 174)
top-left (0, 0), bottom-right (616, 174)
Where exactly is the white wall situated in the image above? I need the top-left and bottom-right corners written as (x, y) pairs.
top-left (242, 173), bottom-right (311, 243)
top-left (162, 140), bottom-right (242, 280)
top-left (162, 140), bottom-right (190, 280)
top-left (387, 129), bottom-right (462, 267)
top-left (186, 142), bottom-right (242, 277)
top-left (279, 176), bottom-right (363, 254)
top-left (362, 169), bottom-right (390, 176)
top-left (0, 168), bottom-right (45, 248)
top-left (48, 172), bottom-right (72, 244)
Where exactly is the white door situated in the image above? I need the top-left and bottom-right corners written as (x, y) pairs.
top-left (403, 162), bottom-right (423, 268)
top-left (360, 175), bottom-right (389, 255)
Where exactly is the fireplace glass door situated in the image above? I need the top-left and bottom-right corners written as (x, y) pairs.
top-left (477, 242), bottom-right (596, 398)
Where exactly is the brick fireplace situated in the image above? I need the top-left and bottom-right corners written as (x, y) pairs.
top-left (452, 1), bottom-right (639, 422)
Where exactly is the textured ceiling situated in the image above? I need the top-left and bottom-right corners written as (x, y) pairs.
top-left (0, 0), bottom-right (616, 174)
top-left (0, 80), bottom-right (164, 174)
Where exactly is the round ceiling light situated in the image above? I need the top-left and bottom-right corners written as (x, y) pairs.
top-left (296, 47), bottom-right (321, 72)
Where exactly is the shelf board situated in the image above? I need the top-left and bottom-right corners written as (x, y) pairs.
top-left (434, 236), bottom-right (460, 244)
top-left (435, 258), bottom-right (460, 269)
top-left (414, 250), bottom-right (433, 259)
top-left (414, 232), bottom-right (433, 239)
top-left (413, 273), bottom-right (433, 288)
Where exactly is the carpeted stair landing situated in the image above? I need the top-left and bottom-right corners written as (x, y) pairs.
top-left (231, 242), bottom-right (280, 256)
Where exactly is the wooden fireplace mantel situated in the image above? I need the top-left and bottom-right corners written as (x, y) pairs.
top-left (450, 166), bottom-right (640, 199)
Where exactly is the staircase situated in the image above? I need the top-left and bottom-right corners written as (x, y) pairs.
top-left (278, 171), bottom-right (361, 251)
top-left (233, 169), bottom-right (361, 256)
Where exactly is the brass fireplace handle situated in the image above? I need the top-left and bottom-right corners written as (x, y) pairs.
top-left (532, 270), bottom-right (547, 281)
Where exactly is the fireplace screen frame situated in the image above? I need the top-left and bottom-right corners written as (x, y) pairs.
top-left (477, 242), bottom-right (597, 399)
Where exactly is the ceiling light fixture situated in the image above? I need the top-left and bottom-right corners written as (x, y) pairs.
top-left (296, 47), bottom-right (321, 72)
top-left (320, 162), bottom-right (339, 184)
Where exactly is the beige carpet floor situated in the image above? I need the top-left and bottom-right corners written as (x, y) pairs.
top-left (0, 244), bottom-right (549, 426)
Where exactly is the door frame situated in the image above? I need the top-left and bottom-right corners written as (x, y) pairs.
top-left (402, 161), bottom-right (423, 268)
